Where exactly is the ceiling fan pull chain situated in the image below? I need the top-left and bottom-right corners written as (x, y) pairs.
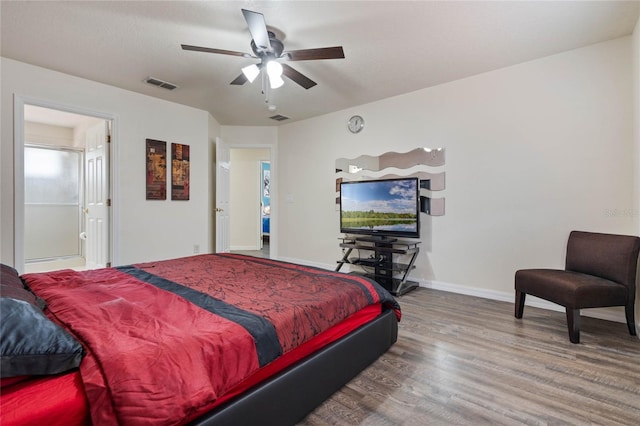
top-left (262, 71), bottom-right (269, 104)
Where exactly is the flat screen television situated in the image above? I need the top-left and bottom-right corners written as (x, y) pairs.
top-left (340, 177), bottom-right (420, 239)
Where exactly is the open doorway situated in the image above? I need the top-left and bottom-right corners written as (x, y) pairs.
top-left (228, 148), bottom-right (270, 259)
top-left (21, 104), bottom-right (112, 273)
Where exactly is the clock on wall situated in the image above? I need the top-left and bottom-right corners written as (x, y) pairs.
top-left (347, 115), bottom-right (364, 134)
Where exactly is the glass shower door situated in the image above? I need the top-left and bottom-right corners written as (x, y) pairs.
top-left (24, 145), bottom-right (83, 261)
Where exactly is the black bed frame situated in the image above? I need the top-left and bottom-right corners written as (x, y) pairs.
top-left (190, 308), bottom-right (399, 426)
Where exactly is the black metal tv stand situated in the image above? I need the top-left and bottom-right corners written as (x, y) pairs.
top-left (335, 236), bottom-right (420, 296)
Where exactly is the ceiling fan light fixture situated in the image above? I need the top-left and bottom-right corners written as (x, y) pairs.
top-left (241, 64), bottom-right (260, 83)
top-left (183, 9), bottom-right (344, 94)
top-left (266, 60), bottom-right (283, 78)
top-left (269, 74), bottom-right (284, 89)
top-left (266, 60), bottom-right (284, 89)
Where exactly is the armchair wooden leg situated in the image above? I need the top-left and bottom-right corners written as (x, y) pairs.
top-left (566, 308), bottom-right (580, 344)
top-left (515, 290), bottom-right (525, 319)
top-left (625, 304), bottom-right (637, 336)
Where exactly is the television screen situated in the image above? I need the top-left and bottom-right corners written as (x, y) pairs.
top-left (340, 177), bottom-right (420, 239)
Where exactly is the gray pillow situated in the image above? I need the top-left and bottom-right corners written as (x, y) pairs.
top-left (0, 297), bottom-right (84, 378)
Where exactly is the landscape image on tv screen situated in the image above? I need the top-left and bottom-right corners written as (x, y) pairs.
top-left (340, 178), bottom-right (419, 238)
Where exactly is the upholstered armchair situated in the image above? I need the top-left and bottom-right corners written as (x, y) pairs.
top-left (515, 231), bottom-right (640, 343)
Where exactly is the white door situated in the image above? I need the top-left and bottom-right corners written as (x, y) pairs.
top-left (215, 137), bottom-right (231, 253)
top-left (85, 122), bottom-right (110, 268)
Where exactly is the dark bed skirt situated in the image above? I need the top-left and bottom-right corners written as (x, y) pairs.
top-left (190, 308), bottom-right (399, 426)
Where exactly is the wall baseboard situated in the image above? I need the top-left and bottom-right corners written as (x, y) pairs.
top-left (421, 279), bottom-right (628, 325)
top-left (278, 257), bottom-right (333, 271)
top-left (230, 245), bottom-right (261, 251)
top-left (278, 257), bottom-right (632, 328)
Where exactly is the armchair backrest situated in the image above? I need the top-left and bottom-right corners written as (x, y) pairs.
top-left (565, 231), bottom-right (640, 292)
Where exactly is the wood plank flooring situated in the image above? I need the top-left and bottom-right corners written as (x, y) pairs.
top-left (299, 288), bottom-right (640, 425)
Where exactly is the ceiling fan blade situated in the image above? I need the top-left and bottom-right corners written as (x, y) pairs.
top-left (181, 44), bottom-right (251, 58)
top-left (282, 64), bottom-right (317, 90)
top-left (230, 74), bottom-right (248, 85)
top-left (241, 9), bottom-right (271, 51)
top-left (284, 46), bottom-right (345, 61)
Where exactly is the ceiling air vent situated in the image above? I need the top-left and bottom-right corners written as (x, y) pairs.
top-left (269, 114), bottom-right (289, 121)
top-left (144, 77), bottom-right (178, 91)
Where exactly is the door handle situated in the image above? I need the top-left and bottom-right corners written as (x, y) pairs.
top-left (216, 208), bottom-right (224, 212)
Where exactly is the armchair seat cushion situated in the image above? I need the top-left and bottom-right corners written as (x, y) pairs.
top-left (515, 269), bottom-right (628, 309)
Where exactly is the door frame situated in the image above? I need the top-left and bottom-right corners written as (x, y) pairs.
top-left (258, 160), bottom-right (270, 249)
top-left (215, 137), bottom-right (231, 253)
top-left (217, 142), bottom-right (276, 259)
top-left (13, 95), bottom-right (118, 273)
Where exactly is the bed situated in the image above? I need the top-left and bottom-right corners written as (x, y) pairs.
top-left (1, 254), bottom-right (400, 425)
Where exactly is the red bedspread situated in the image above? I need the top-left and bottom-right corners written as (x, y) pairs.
top-left (23, 254), bottom-right (400, 425)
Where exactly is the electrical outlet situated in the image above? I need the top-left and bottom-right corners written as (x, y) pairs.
top-left (193, 244), bottom-right (200, 254)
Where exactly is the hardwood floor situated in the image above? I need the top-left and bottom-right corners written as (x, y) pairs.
top-left (299, 288), bottom-right (640, 425)
top-left (231, 238), bottom-right (270, 259)
top-left (23, 256), bottom-right (88, 273)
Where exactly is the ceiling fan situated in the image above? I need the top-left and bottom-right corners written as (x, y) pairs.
top-left (182, 9), bottom-right (345, 91)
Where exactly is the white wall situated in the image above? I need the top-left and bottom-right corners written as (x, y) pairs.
top-left (229, 148), bottom-right (269, 250)
top-left (25, 122), bottom-right (74, 147)
top-left (220, 126), bottom-right (278, 146)
top-left (1, 58), bottom-right (220, 268)
top-left (277, 37), bottom-right (636, 321)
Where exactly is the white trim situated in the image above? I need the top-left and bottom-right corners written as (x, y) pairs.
top-left (257, 160), bottom-right (264, 250)
top-left (277, 256), bottom-right (334, 271)
top-left (13, 95), bottom-right (25, 272)
top-left (231, 245), bottom-right (261, 251)
top-left (420, 279), bottom-right (627, 324)
top-left (13, 95), bottom-right (119, 272)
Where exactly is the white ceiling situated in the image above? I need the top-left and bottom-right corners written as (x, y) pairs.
top-left (2, 1), bottom-right (639, 127)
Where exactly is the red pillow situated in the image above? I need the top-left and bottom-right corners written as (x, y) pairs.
top-left (0, 285), bottom-right (42, 308)
top-left (1, 265), bottom-right (23, 289)
top-left (0, 264), bottom-right (45, 309)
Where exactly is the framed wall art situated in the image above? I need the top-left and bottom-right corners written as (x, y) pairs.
top-left (146, 139), bottom-right (167, 200)
top-left (171, 143), bottom-right (190, 201)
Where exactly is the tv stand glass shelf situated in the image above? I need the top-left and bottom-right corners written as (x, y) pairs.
top-left (335, 236), bottom-right (420, 296)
